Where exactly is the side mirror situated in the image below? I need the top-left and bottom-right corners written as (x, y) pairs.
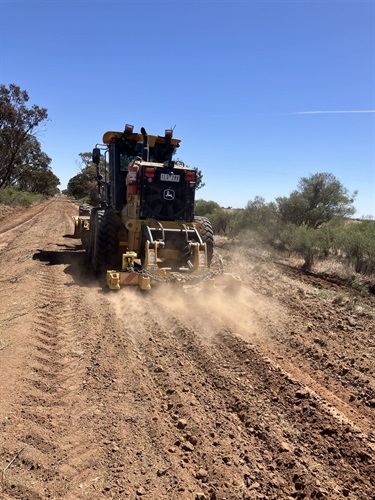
top-left (92, 148), bottom-right (101, 165)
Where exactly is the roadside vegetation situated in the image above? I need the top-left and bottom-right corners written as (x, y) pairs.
top-left (64, 152), bottom-right (100, 206)
top-left (0, 186), bottom-right (45, 207)
top-left (197, 173), bottom-right (374, 291)
top-left (0, 83), bottom-right (60, 207)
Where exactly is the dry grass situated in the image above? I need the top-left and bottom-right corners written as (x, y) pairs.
top-left (314, 256), bottom-right (357, 280)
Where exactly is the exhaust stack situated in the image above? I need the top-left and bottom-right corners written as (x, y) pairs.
top-left (141, 127), bottom-right (149, 162)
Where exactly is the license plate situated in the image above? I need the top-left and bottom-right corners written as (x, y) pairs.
top-left (160, 173), bottom-right (180, 182)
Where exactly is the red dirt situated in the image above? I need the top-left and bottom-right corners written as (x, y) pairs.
top-left (0, 197), bottom-right (374, 499)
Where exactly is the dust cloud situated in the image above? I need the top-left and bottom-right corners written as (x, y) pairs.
top-left (107, 278), bottom-right (283, 346)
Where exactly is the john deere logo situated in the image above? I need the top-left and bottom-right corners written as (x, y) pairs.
top-left (163, 189), bottom-right (175, 200)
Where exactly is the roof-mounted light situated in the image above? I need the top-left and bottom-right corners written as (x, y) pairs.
top-left (124, 124), bottom-right (134, 134)
top-left (165, 129), bottom-right (173, 139)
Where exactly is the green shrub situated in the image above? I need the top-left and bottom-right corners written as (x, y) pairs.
top-left (278, 223), bottom-right (327, 271)
top-left (227, 197), bottom-right (280, 243)
top-left (334, 221), bottom-right (375, 275)
top-left (0, 187), bottom-right (44, 207)
top-left (195, 199), bottom-right (221, 216)
top-left (195, 199), bottom-right (236, 235)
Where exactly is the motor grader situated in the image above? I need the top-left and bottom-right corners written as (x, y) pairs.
top-left (73, 124), bottom-right (239, 290)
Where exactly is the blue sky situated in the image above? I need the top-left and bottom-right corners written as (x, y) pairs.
top-left (1, 0), bottom-right (374, 217)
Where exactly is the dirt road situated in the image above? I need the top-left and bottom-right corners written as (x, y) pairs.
top-left (0, 198), bottom-right (374, 499)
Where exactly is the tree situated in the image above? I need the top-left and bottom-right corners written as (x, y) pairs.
top-left (77, 152), bottom-right (94, 169)
top-left (66, 166), bottom-right (97, 202)
top-left (11, 135), bottom-right (59, 195)
top-left (0, 84), bottom-right (48, 188)
top-left (66, 152), bottom-right (100, 204)
top-left (279, 223), bottom-right (327, 271)
top-left (334, 220), bottom-right (375, 275)
top-left (19, 167), bottom-right (60, 196)
top-left (194, 168), bottom-right (205, 190)
top-left (226, 196), bottom-right (280, 244)
top-left (195, 199), bottom-right (221, 216)
top-left (276, 173), bottom-right (356, 229)
top-left (194, 199), bottom-right (236, 235)
top-left (243, 197), bottom-right (278, 231)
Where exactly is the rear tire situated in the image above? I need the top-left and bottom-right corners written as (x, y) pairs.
top-left (89, 209), bottom-right (118, 273)
top-left (87, 207), bottom-right (98, 265)
top-left (194, 216), bottom-right (214, 266)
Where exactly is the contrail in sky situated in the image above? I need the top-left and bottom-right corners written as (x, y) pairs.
top-left (293, 110), bottom-right (375, 115)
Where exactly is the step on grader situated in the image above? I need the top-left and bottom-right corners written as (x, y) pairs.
top-left (73, 124), bottom-right (240, 291)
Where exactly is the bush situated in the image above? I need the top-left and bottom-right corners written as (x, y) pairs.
top-left (278, 223), bottom-right (327, 271)
top-left (195, 197), bottom-right (375, 280)
top-left (195, 199), bottom-right (236, 235)
top-left (334, 221), bottom-right (375, 275)
top-left (195, 199), bottom-right (221, 216)
top-left (0, 186), bottom-right (44, 207)
top-left (227, 197), bottom-right (280, 245)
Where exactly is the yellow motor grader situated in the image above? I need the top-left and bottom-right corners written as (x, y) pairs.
top-left (73, 124), bottom-right (240, 290)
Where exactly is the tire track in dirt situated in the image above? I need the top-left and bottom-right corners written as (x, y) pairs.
top-left (106, 288), bottom-right (375, 499)
top-left (76, 294), bottom-right (202, 499)
top-left (0, 211), bottom-right (46, 257)
top-left (0, 199), bottom-right (102, 499)
top-left (111, 296), bottom-right (270, 499)
top-left (155, 286), bottom-right (374, 433)
top-left (0, 199), bottom-right (54, 236)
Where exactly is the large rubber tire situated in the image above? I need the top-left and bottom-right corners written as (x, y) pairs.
top-left (194, 216), bottom-right (214, 267)
top-left (87, 207), bottom-right (99, 265)
top-left (90, 209), bottom-right (118, 273)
